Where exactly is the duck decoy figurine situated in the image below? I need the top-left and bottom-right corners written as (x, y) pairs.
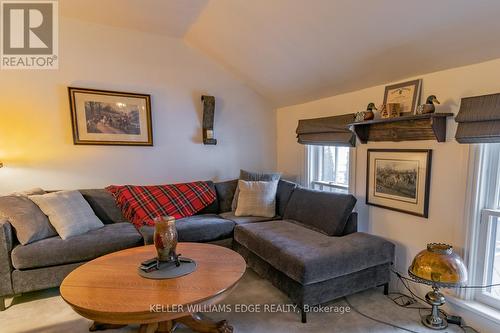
top-left (365, 103), bottom-right (377, 120)
top-left (416, 95), bottom-right (440, 114)
top-left (355, 102), bottom-right (377, 122)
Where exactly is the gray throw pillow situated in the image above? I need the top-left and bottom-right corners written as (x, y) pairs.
top-left (235, 180), bottom-right (279, 217)
top-left (0, 195), bottom-right (57, 245)
top-left (231, 169), bottom-right (281, 211)
top-left (30, 190), bottom-right (104, 240)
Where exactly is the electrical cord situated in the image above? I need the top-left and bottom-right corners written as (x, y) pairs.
top-left (345, 288), bottom-right (480, 333)
top-left (461, 325), bottom-right (480, 333)
top-left (387, 292), bottom-right (430, 311)
top-left (392, 270), bottom-right (432, 306)
top-left (390, 272), bottom-right (452, 327)
top-left (391, 269), bottom-right (480, 333)
top-left (344, 296), bottom-right (421, 333)
top-left (343, 269), bottom-right (483, 332)
top-left (342, 272), bottom-right (436, 333)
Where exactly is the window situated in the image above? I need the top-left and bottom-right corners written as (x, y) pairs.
top-left (306, 145), bottom-right (353, 194)
top-left (471, 143), bottom-right (500, 309)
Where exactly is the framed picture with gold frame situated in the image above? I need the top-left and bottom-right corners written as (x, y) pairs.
top-left (383, 79), bottom-right (422, 115)
top-left (68, 87), bottom-right (153, 146)
top-left (366, 149), bottom-right (432, 218)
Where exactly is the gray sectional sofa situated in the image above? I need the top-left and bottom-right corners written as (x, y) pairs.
top-left (0, 179), bottom-right (395, 323)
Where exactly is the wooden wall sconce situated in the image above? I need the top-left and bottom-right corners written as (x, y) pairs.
top-left (201, 95), bottom-right (217, 145)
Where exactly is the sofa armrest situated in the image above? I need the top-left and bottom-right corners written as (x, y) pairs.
top-left (0, 218), bottom-right (14, 296)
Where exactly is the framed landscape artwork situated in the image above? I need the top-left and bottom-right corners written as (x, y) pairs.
top-left (383, 79), bottom-right (422, 115)
top-left (68, 87), bottom-right (153, 146)
top-left (366, 149), bottom-right (432, 218)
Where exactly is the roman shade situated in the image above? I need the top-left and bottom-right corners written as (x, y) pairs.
top-left (296, 113), bottom-right (356, 146)
top-left (455, 93), bottom-right (500, 143)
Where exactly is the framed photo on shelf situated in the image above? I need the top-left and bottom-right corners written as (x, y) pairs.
top-left (383, 79), bottom-right (422, 115)
top-left (366, 149), bottom-right (432, 218)
top-left (68, 87), bottom-right (153, 146)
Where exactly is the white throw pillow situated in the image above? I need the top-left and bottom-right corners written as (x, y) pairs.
top-left (29, 190), bottom-right (104, 240)
top-left (235, 180), bottom-right (278, 218)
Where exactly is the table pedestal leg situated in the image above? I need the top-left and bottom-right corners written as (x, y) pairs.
top-left (156, 321), bottom-right (174, 333)
top-left (139, 322), bottom-right (158, 333)
top-left (89, 313), bottom-right (230, 333)
top-left (175, 313), bottom-right (232, 333)
top-left (89, 322), bottom-right (127, 331)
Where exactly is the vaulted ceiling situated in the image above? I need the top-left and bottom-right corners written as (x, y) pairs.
top-left (61, 0), bottom-right (500, 107)
top-left (60, 0), bottom-right (209, 37)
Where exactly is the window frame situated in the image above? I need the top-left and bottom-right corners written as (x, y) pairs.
top-left (473, 144), bottom-right (500, 308)
top-left (305, 145), bottom-right (356, 194)
top-left (466, 143), bottom-right (500, 309)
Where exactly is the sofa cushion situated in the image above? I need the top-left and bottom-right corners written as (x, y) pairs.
top-left (0, 195), bottom-right (57, 245)
top-left (219, 211), bottom-right (280, 225)
top-left (139, 214), bottom-right (235, 244)
top-left (234, 220), bottom-right (394, 285)
top-left (79, 189), bottom-right (128, 224)
top-left (196, 181), bottom-right (219, 215)
top-left (214, 179), bottom-right (238, 213)
top-left (11, 222), bottom-right (142, 270)
top-left (276, 179), bottom-right (297, 217)
top-left (284, 187), bottom-right (356, 236)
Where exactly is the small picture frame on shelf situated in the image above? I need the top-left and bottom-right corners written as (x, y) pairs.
top-left (379, 103), bottom-right (401, 119)
top-left (383, 79), bottom-right (422, 115)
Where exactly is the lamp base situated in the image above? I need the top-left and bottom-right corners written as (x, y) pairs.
top-left (422, 312), bottom-right (448, 330)
top-left (422, 288), bottom-right (448, 330)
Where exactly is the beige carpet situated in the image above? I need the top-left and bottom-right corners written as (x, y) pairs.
top-left (0, 269), bottom-right (463, 333)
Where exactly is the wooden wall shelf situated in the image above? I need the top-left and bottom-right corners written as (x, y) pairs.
top-left (348, 113), bottom-right (454, 143)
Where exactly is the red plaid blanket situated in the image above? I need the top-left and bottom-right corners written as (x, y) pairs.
top-left (106, 181), bottom-right (216, 228)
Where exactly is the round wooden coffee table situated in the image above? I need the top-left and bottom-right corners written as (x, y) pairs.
top-left (60, 243), bottom-right (246, 333)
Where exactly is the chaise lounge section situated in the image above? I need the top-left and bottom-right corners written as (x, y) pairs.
top-left (233, 187), bottom-right (395, 322)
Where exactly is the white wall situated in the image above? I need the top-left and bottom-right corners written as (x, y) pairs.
top-left (276, 58), bottom-right (500, 332)
top-left (0, 18), bottom-right (276, 194)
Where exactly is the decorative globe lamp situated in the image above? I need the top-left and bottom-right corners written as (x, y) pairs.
top-left (408, 243), bottom-right (468, 330)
